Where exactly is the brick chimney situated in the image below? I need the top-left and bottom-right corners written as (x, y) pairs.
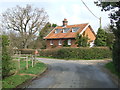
top-left (62, 18), bottom-right (68, 26)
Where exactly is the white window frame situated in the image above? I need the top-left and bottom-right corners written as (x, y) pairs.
top-left (72, 28), bottom-right (75, 32)
top-left (68, 39), bottom-right (71, 45)
top-left (63, 29), bottom-right (65, 33)
top-left (58, 39), bottom-right (62, 45)
top-left (72, 27), bottom-right (80, 32)
top-left (55, 30), bottom-right (57, 33)
top-left (50, 40), bottom-right (53, 45)
top-left (63, 28), bottom-right (70, 33)
top-left (55, 29), bottom-right (62, 33)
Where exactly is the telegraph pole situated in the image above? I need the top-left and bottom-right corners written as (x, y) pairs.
top-left (81, 0), bottom-right (102, 29)
top-left (99, 17), bottom-right (102, 29)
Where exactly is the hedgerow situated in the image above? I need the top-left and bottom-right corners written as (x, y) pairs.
top-left (39, 47), bottom-right (111, 60)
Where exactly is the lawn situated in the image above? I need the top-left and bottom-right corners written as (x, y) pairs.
top-left (2, 60), bottom-right (47, 88)
top-left (105, 62), bottom-right (120, 78)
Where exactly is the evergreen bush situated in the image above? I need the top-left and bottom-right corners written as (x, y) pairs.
top-left (94, 28), bottom-right (107, 46)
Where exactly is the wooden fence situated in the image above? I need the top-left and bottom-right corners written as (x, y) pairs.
top-left (12, 49), bottom-right (38, 73)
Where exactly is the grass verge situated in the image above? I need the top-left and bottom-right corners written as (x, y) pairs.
top-left (2, 61), bottom-right (47, 88)
top-left (105, 62), bottom-right (120, 78)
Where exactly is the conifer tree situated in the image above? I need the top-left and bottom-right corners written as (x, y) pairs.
top-left (94, 28), bottom-right (107, 46)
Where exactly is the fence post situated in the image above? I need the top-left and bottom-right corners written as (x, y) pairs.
top-left (34, 55), bottom-right (36, 65)
top-left (18, 51), bottom-right (21, 69)
top-left (32, 55), bottom-right (34, 67)
top-left (26, 56), bottom-right (28, 69)
top-left (34, 49), bottom-right (38, 65)
top-left (18, 59), bottom-right (20, 70)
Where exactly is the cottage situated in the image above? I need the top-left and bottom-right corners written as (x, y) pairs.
top-left (44, 19), bottom-right (96, 48)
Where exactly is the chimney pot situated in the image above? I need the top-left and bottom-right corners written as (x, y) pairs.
top-left (63, 18), bottom-right (68, 26)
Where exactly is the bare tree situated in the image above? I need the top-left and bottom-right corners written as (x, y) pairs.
top-left (1, 4), bottom-right (48, 49)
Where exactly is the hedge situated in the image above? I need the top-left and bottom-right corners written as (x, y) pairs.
top-left (39, 47), bottom-right (112, 60)
top-left (13, 49), bottom-right (35, 54)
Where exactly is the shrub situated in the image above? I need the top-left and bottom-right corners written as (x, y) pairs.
top-left (2, 35), bottom-right (13, 78)
top-left (75, 33), bottom-right (89, 47)
top-left (39, 49), bottom-right (58, 57)
top-left (39, 47), bottom-right (112, 60)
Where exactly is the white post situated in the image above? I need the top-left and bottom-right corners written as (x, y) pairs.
top-left (18, 51), bottom-right (21, 70)
top-left (32, 55), bottom-right (34, 67)
top-left (34, 55), bottom-right (36, 65)
top-left (26, 56), bottom-right (28, 69)
top-left (18, 59), bottom-right (20, 70)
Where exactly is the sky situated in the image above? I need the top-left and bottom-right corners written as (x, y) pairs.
top-left (0, 0), bottom-right (111, 33)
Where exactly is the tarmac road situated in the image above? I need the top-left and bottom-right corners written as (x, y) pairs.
top-left (24, 58), bottom-right (118, 88)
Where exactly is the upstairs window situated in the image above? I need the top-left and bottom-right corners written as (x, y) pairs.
top-left (55, 29), bottom-right (62, 33)
top-left (63, 28), bottom-right (70, 33)
top-left (58, 39), bottom-right (62, 45)
top-left (50, 40), bottom-right (53, 45)
top-left (68, 39), bottom-right (71, 45)
top-left (72, 27), bottom-right (80, 32)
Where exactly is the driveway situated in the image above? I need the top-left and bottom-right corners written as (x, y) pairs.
top-left (24, 58), bottom-right (118, 88)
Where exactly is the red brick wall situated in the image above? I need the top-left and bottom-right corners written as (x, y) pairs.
top-left (46, 39), bottom-right (77, 49)
top-left (84, 26), bottom-right (96, 42)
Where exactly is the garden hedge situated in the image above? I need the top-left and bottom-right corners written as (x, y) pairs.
top-left (39, 47), bottom-right (112, 60)
top-left (13, 49), bottom-right (35, 54)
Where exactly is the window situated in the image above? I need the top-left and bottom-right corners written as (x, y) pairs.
top-left (50, 40), bottom-right (53, 45)
top-left (72, 27), bottom-right (80, 32)
top-left (68, 39), bottom-right (71, 45)
top-left (58, 39), bottom-right (62, 45)
top-left (63, 28), bottom-right (70, 33)
top-left (55, 29), bottom-right (62, 33)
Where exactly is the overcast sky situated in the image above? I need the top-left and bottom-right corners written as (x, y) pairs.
top-left (0, 0), bottom-right (111, 33)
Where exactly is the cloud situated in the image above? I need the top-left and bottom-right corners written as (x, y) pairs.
top-left (51, 1), bottom-right (110, 32)
top-left (60, 5), bottom-right (69, 18)
top-left (72, 4), bottom-right (81, 15)
top-left (0, 0), bottom-right (110, 32)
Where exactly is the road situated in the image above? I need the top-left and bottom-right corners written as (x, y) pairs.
top-left (24, 58), bottom-right (117, 88)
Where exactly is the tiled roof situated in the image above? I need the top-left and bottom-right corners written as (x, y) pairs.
top-left (44, 23), bottom-right (89, 39)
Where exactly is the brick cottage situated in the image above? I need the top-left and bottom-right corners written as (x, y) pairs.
top-left (44, 19), bottom-right (96, 49)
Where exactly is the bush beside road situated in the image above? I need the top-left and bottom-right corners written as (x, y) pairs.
top-left (39, 47), bottom-right (112, 60)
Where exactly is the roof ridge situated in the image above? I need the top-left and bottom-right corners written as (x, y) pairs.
top-left (57, 23), bottom-right (89, 27)
top-left (68, 23), bottom-right (89, 26)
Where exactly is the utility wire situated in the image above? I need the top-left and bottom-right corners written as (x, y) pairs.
top-left (81, 0), bottom-right (99, 19)
top-left (81, 0), bottom-right (102, 28)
